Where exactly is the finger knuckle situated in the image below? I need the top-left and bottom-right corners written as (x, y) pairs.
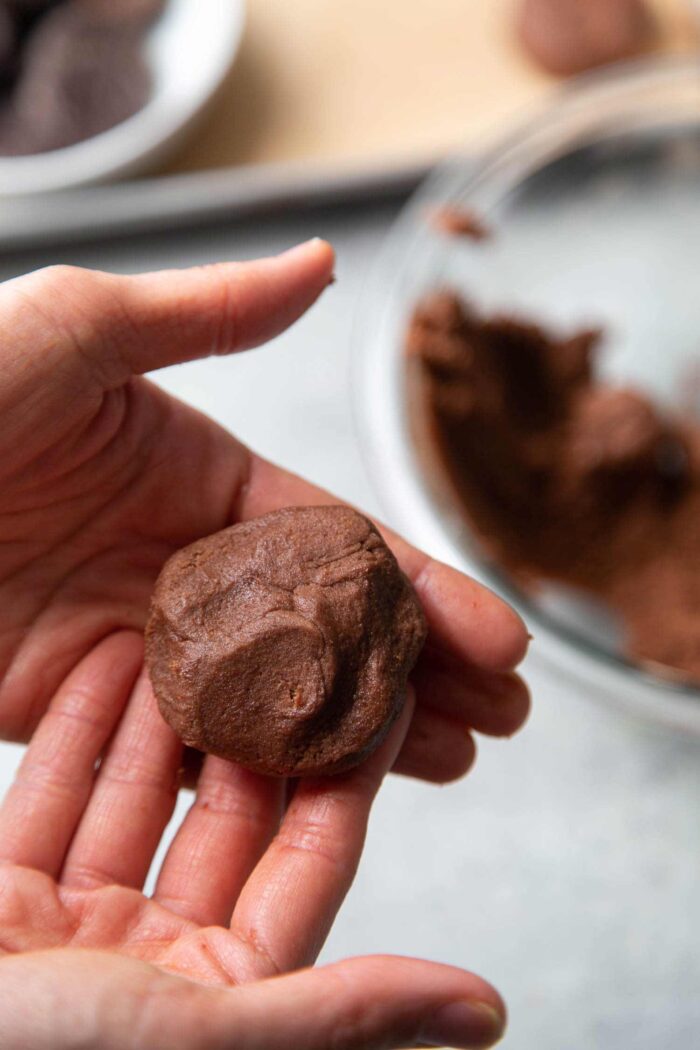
top-left (62, 861), bottom-right (115, 889)
top-left (18, 265), bottom-right (128, 389)
top-left (208, 265), bottom-right (239, 356)
top-left (277, 815), bottom-right (356, 879)
top-left (100, 753), bottom-right (177, 794)
top-left (30, 264), bottom-right (93, 298)
top-left (326, 1003), bottom-right (390, 1050)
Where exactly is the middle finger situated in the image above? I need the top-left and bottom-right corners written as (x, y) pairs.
top-left (230, 690), bottom-right (416, 975)
top-left (153, 757), bottom-right (284, 927)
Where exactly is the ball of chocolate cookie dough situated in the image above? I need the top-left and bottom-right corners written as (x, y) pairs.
top-left (7, 3), bottom-right (152, 154)
top-left (516, 0), bottom-right (656, 77)
top-left (145, 506), bottom-right (427, 777)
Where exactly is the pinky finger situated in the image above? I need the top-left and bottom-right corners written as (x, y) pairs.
top-left (392, 706), bottom-right (476, 784)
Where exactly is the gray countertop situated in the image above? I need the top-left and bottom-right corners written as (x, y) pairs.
top-left (0, 200), bottom-right (698, 1048)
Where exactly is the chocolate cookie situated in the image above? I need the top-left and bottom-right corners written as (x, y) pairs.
top-left (516, 0), bottom-right (656, 77)
top-left (6, 4), bottom-right (151, 153)
top-left (146, 506), bottom-right (427, 777)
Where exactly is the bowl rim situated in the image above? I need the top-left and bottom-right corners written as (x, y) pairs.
top-left (352, 55), bottom-right (700, 730)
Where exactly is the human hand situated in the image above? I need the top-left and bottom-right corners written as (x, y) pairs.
top-left (0, 242), bottom-right (529, 780)
top-left (0, 634), bottom-right (506, 1049)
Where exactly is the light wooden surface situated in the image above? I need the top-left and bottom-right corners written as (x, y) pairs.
top-left (164, 0), bottom-right (697, 176)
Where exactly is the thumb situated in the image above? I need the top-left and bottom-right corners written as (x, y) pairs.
top-left (1, 238), bottom-right (335, 389)
top-left (210, 955), bottom-right (507, 1050)
top-left (0, 950), bottom-right (505, 1050)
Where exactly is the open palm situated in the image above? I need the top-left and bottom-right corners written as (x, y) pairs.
top-left (0, 241), bottom-right (529, 779)
top-left (0, 634), bottom-right (505, 1049)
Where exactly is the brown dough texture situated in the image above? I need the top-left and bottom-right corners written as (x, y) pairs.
top-left (146, 506), bottom-right (427, 777)
top-left (408, 292), bottom-right (700, 683)
top-left (517, 0), bottom-right (656, 77)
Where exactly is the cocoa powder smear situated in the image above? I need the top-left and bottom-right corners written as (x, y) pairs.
top-left (407, 292), bottom-right (700, 683)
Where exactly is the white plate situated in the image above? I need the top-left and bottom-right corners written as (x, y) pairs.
top-left (0, 0), bottom-right (245, 197)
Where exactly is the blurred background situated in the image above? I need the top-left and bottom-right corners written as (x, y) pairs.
top-left (2, 1), bottom-right (700, 1047)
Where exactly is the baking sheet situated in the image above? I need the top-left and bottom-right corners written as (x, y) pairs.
top-left (164, 0), bottom-right (696, 174)
top-left (0, 158), bottom-right (426, 252)
top-left (0, 0), bottom-right (695, 251)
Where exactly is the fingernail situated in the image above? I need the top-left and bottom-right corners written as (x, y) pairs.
top-left (281, 237), bottom-right (327, 255)
top-left (420, 1000), bottom-right (505, 1048)
top-left (277, 239), bottom-right (335, 278)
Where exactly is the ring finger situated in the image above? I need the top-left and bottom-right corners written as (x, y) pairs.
top-left (61, 669), bottom-right (182, 891)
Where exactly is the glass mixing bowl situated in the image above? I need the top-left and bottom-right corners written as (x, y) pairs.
top-left (354, 57), bottom-right (700, 735)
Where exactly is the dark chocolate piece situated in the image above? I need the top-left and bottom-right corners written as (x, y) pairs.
top-left (146, 506), bottom-right (427, 777)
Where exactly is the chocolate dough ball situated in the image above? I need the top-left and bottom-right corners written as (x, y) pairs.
top-left (6, 3), bottom-right (152, 153)
top-left (145, 506), bottom-right (427, 777)
top-left (517, 0), bottom-right (656, 77)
